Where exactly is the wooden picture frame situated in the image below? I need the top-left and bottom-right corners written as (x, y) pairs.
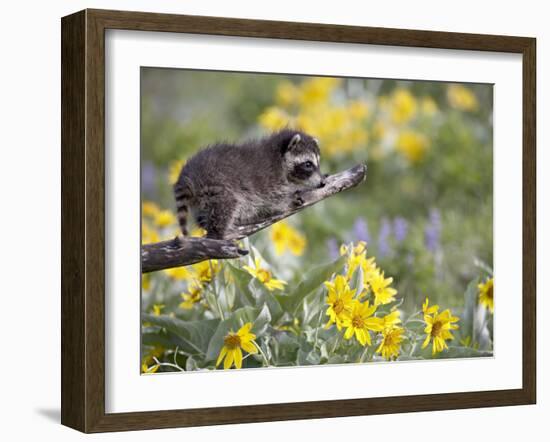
top-left (61, 8), bottom-right (536, 433)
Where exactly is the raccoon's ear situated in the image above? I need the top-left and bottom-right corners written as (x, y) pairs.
top-left (279, 132), bottom-right (301, 156)
top-left (287, 134), bottom-right (301, 152)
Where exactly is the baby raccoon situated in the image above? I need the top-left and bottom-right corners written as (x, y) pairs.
top-left (173, 129), bottom-right (327, 240)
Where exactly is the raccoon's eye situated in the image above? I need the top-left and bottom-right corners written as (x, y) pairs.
top-left (302, 161), bottom-right (314, 171)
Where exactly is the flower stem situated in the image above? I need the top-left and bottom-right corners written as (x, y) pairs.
top-left (253, 340), bottom-right (270, 367)
top-left (359, 345), bottom-right (370, 363)
top-left (153, 357), bottom-right (184, 372)
top-left (331, 334), bottom-right (341, 354)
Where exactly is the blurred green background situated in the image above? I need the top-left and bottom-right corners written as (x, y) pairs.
top-left (141, 68), bottom-right (493, 315)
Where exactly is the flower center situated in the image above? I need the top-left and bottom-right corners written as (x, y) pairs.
top-left (273, 231), bottom-right (284, 241)
top-left (352, 315), bottom-right (365, 329)
top-left (333, 299), bottom-right (345, 314)
top-left (223, 334), bottom-right (241, 350)
top-left (431, 320), bottom-right (443, 337)
top-left (257, 268), bottom-right (272, 283)
top-left (487, 285), bottom-right (493, 300)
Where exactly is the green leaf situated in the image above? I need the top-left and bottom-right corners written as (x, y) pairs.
top-left (460, 277), bottom-right (479, 342)
top-left (185, 356), bottom-right (198, 371)
top-left (142, 314), bottom-right (218, 355)
top-left (438, 346), bottom-right (493, 359)
top-left (250, 279), bottom-right (284, 322)
top-left (349, 265), bottom-right (364, 294)
top-left (269, 331), bottom-right (300, 365)
top-left (225, 262), bottom-right (256, 307)
top-left (297, 341), bottom-right (321, 366)
top-left (276, 255), bottom-right (346, 314)
top-left (253, 303), bottom-right (273, 335)
top-left (142, 330), bottom-right (182, 349)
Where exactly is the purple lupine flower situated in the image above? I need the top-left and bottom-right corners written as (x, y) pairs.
top-left (378, 218), bottom-right (392, 258)
top-left (424, 208), bottom-right (441, 253)
top-left (353, 217), bottom-right (370, 244)
top-left (393, 217), bottom-right (409, 243)
top-left (141, 161), bottom-right (157, 196)
top-left (327, 237), bottom-right (340, 260)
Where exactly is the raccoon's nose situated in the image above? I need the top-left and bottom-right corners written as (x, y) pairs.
top-left (319, 177), bottom-right (327, 188)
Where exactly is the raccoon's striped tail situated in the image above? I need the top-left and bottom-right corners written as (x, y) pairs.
top-left (173, 181), bottom-right (192, 237)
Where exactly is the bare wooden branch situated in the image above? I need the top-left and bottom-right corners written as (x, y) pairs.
top-left (141, 164), bottom-right (367, 273)
top-left (142, 237), bottom-right (249, 273)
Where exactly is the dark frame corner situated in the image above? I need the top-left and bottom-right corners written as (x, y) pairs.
top-left (61, 8), bottom-right (536, 433)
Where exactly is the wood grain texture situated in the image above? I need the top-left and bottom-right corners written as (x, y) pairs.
top-left (142, 237), bottom-right (248, 273)
top-left (522, 38), bottom-right (536, 403)
top-left (60, 8), bottom-right (537, 433)
top-left (61, 10), bottom-right (86, 431)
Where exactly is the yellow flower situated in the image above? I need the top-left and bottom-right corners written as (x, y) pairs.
top-left (348, 100), bottom-right (369, 120)
top-left (216, 322), bottom-right (258, 369)
top-left (324, 274), bottom-right (356, 330)
top-left (258, 106), bottom-right (291, 131)
top-left (164, 266), bottom-right (193, 281)
top-left (142, 223), bottom-right (160, 244)
top-left (287, 232), bottom-right (307, 256)
top-left (299, 77), bottom-right (340, 107)
top-left (422, 305), bottom-right (460, 355)
top-left (340, 241), bottom-right (378, 286)
top-left (270, 221), bottom-right (306, 256)
top-left (275, 81), bottom-right (298, 107)
top-left (340, 241), bottom-right (367, 257)
top-left (376, 326), bottom-right (404, 360)
top-left (369, 270), bottom-right (397, 305)
top-left (349, 127), bottom-right (369, 147)
top-left (478, 277), bottom-right (494, 313)
top-left (422, 297), bottom-right (439, 316)
top-left (342, 300), bottom-right (384, 346)
top-left (142, 274), bottom-right (151, 291)
top-left (152, 304), bottom-right (164, 316)
top-left (154, 210), bottom-right (176, 228)
top-left (190, 227), bottom-right (207, 238)
top-left (295, 113), bottom-right (316, 135)
top-left (169, 158), bottom-right (186, 185)
top-left (141, 363), bottom-right (159, 374)
top-left (372, 121), bottom-right (386, 140)
top-left (193, 260), bottom-right (220, 283)
top-left (447, 84), bottom-right (478, 111)
top-left (141, 346), bottom-right (164, 368)
top-left (179, 281), bottom-right (203, 309)
top-left (396, 131), bottom-right (429, 163)
top-left (142, 201), bottom-right (160, 218)
top-left (390, 89), bottom-right (417, 124)
top-left (243, 257), bottom-right (287, 291)
top-left (381, 310), bottom-right (401, 329)
top-left (350, 254), bottom-right (377, 283)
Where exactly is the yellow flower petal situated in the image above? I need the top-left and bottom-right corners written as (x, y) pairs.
top-left (224, 349), bottom-right (235, 370)
top-left (241, 341), bottom-right (258, 354)
top-left (216, 346), bottom-right (227, 367)
top-left (233, 347), bottom-right (243, 369)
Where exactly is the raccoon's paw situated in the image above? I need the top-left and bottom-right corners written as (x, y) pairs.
top-left (292, 190), bottom-right (305, 208)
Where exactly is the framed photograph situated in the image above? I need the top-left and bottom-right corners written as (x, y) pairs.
top-left (61, 9), bottom-right (536, 433)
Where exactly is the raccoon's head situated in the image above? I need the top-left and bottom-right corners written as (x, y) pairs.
top-left (280, 131), bottom-right (326, 189)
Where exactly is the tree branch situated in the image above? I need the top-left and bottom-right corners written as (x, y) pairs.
top-left (142, 237), bottom-right (249, 273)
top-left (141, 164), bottom-right (366, 273)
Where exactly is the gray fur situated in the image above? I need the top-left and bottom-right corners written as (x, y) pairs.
top-left (173, 129), bottom-right (326, 239)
